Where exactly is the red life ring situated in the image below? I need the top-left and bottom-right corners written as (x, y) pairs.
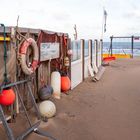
top-left (19, 38), bottom-right (39, 75)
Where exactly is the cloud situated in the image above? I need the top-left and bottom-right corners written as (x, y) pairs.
top-left (1, 0), bottom-right (140, 39)
top-left (124, 10), bottom-right (140, 19)
top-left (52, 12), bottom-right (71, 21)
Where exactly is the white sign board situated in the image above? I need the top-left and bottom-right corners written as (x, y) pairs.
top-left (40, 43), bottom-right (60, 61)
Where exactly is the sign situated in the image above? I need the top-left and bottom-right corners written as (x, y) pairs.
top-left (134, 37), bottom-right (140, 40)
top-left (40, 43), bottom-right (60, 61)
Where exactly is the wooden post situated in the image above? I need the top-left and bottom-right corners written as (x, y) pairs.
top-left (88, 40), bottom-right (92, 65)
top-left (131, 36), bottom-right (134, 58)
top-left (98, 40), bottom-right (101, 67)
top-left (94, 39), bottom-right (98, 67)
top-left (100, 39), bottom-right (103, 62)
top-left (68, 38), bottom-right (72, 81)
top-left (81, 39), bottom-right (85, 81)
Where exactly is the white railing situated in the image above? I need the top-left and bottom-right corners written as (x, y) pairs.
top-left (71, 39), bottom-right (102, 89)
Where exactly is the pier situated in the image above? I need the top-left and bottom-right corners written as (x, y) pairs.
top-left (48, 58), bottom-right (140, 140)
top-left (0, 26), bottom-right (140, 140)
top-left (1, 58), bottom-right (140, 140)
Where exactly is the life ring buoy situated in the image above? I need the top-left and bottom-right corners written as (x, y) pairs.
top-left (19, 38), bottom-right (39, 75)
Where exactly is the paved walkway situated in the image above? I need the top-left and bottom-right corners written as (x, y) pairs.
top-left (1, 58), bottom-right (140, 140)
top-left (47, 58), bottom-right (140, 140)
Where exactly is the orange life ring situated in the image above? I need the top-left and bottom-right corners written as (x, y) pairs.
top-left (19, 38), bottom-right (39, 75)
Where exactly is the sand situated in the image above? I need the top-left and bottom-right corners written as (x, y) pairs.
top-left (1, 58), bottom-right (140, 140)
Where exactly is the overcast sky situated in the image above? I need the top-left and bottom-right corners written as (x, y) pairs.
top-left (0, 0), bottom-right (140, 40)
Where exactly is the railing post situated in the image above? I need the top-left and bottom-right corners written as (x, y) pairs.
top-left (94, 39), bottom-right (98, 67)
top-left (81, 39), bottom-right (85, 81)
top-left (131, 36), bottom-right (134, 58)
top-left (100, 39), bottom-right (103, 62)
top-left (88, 39), bottom-right (92, 65)
top-left (110, 36), bottom-right (113, 56)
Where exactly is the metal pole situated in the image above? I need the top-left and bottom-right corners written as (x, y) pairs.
top-left (15, 85), bottom-right (32, 127)
top-left (100, 39), bottom-right (103, 62)
top-left (26, 82), bottom-right (42, 120)
top-left (110, 36), bottom-right (113, 56)
top-left (0, 105), bottom-right (15, 140)
top-left (131, 36), bottom-right (134, 58)
top-left (0, 79), bottom-right (29, 90)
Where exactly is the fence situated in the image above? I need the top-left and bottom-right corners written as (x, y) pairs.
top-left (103, 36), bottom-right (140, 58)
top-left (71, 39), bottom-right (102, 89)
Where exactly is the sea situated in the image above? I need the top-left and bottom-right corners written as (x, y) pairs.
top-left (71, 40), bottom-right (140, 61)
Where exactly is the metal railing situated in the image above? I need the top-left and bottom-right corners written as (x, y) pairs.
top-left (107, 36), bottom-right (140, 58)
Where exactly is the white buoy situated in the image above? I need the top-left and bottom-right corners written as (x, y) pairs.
top-left (39, 100), bottom-right (56, 118)
top-left (51, 71), bottom-right (61, 99)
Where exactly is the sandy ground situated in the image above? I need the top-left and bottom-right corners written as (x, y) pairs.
top-left (1, 58), bottom-right (140, 140)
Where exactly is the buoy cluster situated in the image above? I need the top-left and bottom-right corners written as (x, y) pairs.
top-left (38, 71), bottom-right (71, 119)
top-left (0, 35), bottom-right (71, 120)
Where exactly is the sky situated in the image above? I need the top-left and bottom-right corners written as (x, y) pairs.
top-left (0, 0), bottom-right (140, 40)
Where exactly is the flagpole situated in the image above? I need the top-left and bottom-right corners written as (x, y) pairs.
top-left (101, 7), bottom-right (105, 40)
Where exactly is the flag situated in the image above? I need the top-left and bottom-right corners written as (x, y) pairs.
top-left (104, 9), bottom-right (107, 33)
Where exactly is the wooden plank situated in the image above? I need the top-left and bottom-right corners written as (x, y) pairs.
top-left (0, 26), bottom-right (69, 36)
top-left (88, 64), bottom-right (94, 77)
top-left (94, 66), bottom-right (105, 81)
top-left (81, 39), bottom-right (85, 81)
top-left (92, 61), bottom-right (98, 74)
